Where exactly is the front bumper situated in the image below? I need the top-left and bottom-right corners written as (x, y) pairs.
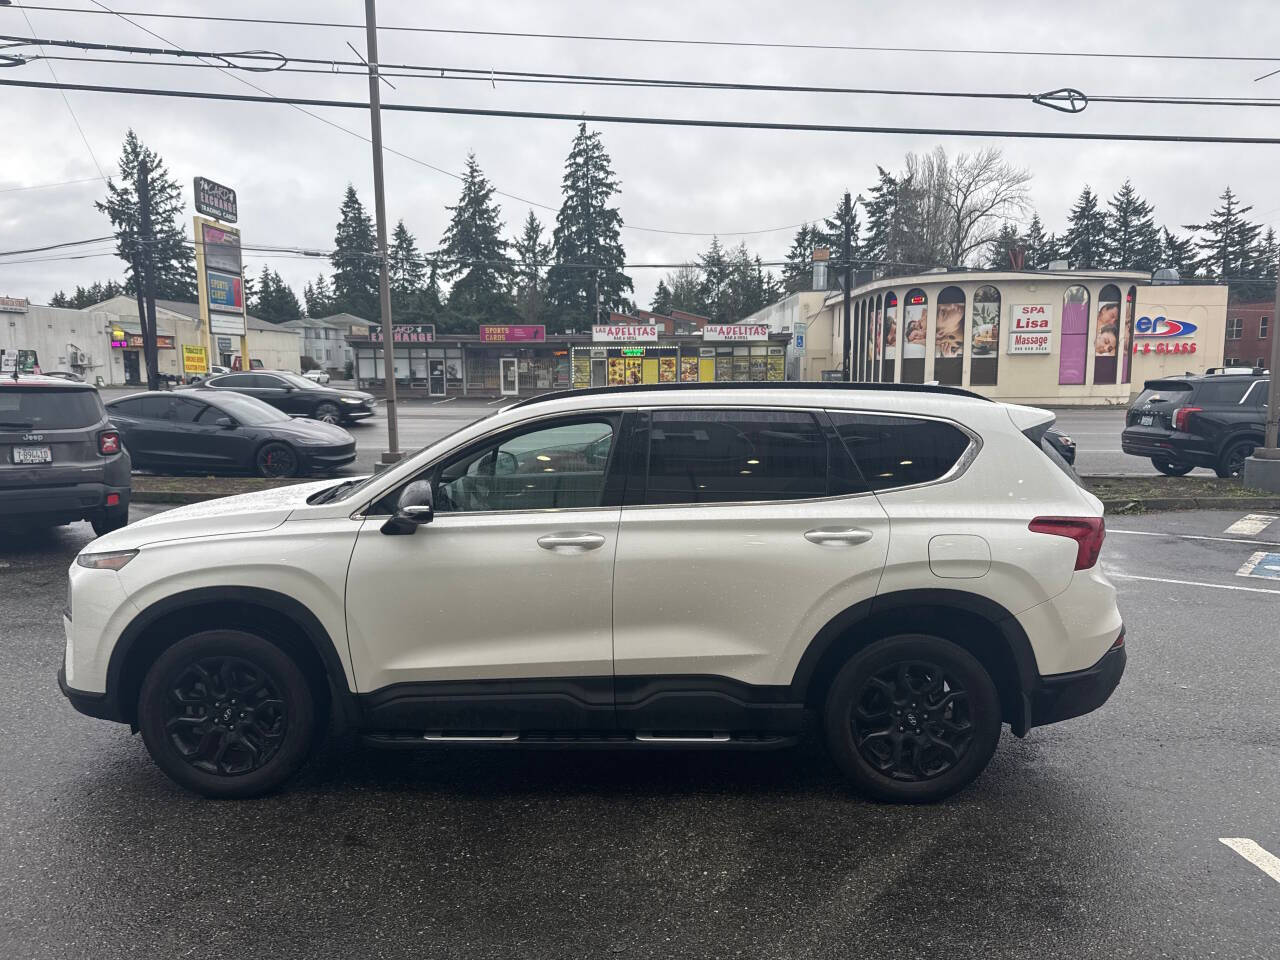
top-left (58, 665), bottom-right (123, 722)
top-left (342, 407), bottom-right (375, 421)
top-left (302, 446), bottom-right (358, 471)
top-left (1028, 639), bottom-right (1126, 728)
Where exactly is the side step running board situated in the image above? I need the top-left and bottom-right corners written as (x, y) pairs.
top-left (363, 731), bottom-right (798, 751)
top-left (422, 732), bottom-right (519, 742)
top-left (635, 732), bottom-right (731, 743)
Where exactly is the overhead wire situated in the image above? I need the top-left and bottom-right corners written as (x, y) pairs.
top-left (0, 175), bottom-right (105, 192)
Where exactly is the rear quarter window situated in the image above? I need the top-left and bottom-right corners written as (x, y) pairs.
top-left (0, 388), bottom-right (104, 429)
top-left (1194, 380), bottom-right (1252, 404)
top-left (827, 412), bottom-right (972, 490)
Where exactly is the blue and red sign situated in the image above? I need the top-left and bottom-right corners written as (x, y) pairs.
top-left (1134, 315), bottom-right (1197, 338)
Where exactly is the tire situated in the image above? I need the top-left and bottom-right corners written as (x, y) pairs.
top-left (1215, 440), bottom-right (1256, 479)
top-left (137, 629), bottom-right (316, 799)
top-left (314, 401), bottom-right (341, 425)
top-left (1151, 458), bottom-right (1194, 477)
top-left (823, 634), bottom-right (1002, 803)
top-left (90, 504), bottom-right (129, 537)
top-left (255, 441), bottom-right (299, 478)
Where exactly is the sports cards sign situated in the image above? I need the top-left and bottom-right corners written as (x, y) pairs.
top-left (1007, 304), bottom-right (1053, 354)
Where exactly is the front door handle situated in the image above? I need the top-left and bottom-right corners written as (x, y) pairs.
top-left (804, 527), bottom-right (874, 545)
top-left (537, 532), bottom-right (606, 552)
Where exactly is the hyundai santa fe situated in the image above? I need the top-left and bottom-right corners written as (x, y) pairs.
top-left (60, 382), bottom-right (1124, 802)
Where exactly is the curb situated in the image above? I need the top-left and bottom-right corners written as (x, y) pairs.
top-left (1101, 496), bottom-right (1280, 513)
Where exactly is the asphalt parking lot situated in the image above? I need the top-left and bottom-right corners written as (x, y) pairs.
top-left (2, 506), bottom-right (1279, 959)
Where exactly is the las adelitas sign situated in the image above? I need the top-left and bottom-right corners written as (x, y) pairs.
top-left (1008, 304), bottom-right (1053, 354)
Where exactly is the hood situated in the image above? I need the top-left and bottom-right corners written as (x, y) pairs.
top-left (276, 417), bottom-right (354, 443)
top-left (85, 478), bottom-right (337, 551)
top-left (331, 387), bottom-right (374, 402)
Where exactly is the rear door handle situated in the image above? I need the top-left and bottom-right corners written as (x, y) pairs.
top-left (804, 527), bottom-right (874, 545)
top-left (537, 532), bottom-right (606, 551)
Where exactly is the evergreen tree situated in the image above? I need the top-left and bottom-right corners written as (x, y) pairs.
top-left (861, 167), bottom-right (906, 273)
top-left (546, 124), bottom-right (633, 330)
top-left (421, 261), bottom-right (445, 323)
top-left (1023, 215), bottom-right (1050, 269)
top-left (439, 153), bottom-right (514, 331)
top-left (696, 238), bottom-right (731, 322)
top-left (386, 220), bottom-right (428, 322)
top-left (512, 211), bottom-right (552, 326)
top-left (650, 278), bottom-right (674, 315)
top-left (1186, 187), bottom-right (1262, 282)
top-left (252, 267), bottom-right (302, 323)
top-left (1062, 186), bottom-right (1109, 269)
top-left (823, 191), bottom-right (862, 263)
top-left (95, 129), bottom-right (196, 300)
top-left (303, 273), bottom-right (335, 317)
top-left (1159, 227), bottom-right (1197, 279)
top-left (664, 265), bottom-right (703, 314)
top-left (49, 291), bottom-right (70, 307)
top-left (330, 185), bottom-right (379, 320)
top-left (782, 223), bottom-right (822, 293)
top-left (986, 223), bottom-right (1022, 269)
top-left (1104, 180), bottom-right (1160, 271)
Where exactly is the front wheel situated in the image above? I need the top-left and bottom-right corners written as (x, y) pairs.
top-left (1216, 440), bottom-right (1256, 478)
top-left (314, 401), bottom-right (341, 424)
top-left (823, 634), bottom-right (1001, 803)
top-left (256, 442), bottom-right (299, 478)
top-left (137, 629), bottom-right (316, 798)
top-left (1151, 458), bottom-right (1194, 477)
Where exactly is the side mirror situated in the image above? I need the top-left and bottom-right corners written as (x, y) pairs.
top-left (215, 416), bottom-right (236, 428)
top-left (380, 479), bottom-right (434, 535)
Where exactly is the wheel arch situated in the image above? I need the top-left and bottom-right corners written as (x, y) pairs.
top-left (791, 589), bottom-right (1038, 736)
top-left (105, 585), bottom-right (358, 728)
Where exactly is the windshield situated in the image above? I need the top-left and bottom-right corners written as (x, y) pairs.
top-left (0, 387), bottom-right (104, 429)
top-left (206, 391), bottom-right (290, 425)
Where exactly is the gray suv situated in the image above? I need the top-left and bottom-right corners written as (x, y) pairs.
top-left (0, 375), bottom-right (131, 535)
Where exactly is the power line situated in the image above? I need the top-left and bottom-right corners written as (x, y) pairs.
top-left (5, 5), bottom-right (1277, 65)
top-left (0, 175), bottom-right (104, 192)
top-left (5, 76), bottom-right (1280, 146)
top-left (0, 234), bottom-right (113, 256)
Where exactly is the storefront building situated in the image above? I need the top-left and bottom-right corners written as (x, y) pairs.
top-left (348, 322), bottom-right (789, 397)
top-left (813, 270), bottom-right (1228, 406)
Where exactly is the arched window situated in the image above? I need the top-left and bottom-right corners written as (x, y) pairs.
top-left (1093, 284), bottom-right (1122, 385)
top-left (1122, 286), bottom-right (1137, 384)
top-left (872, 293), bottom-right (884, 381)
top-left (1060, 285), bottom-right (1090, 385)
top-left (882, 291), bottom-right (898, 382)
top-left (901, 288), bottom-right (928, 384)
top-left (970, 285), bottom-right (1001, 386)
top-left (934, 286), bottom-right (966, 385)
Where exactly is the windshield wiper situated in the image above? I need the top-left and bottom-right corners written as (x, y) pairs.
top-left (309, 478), bottom-right (360, 504)
top-left (0, 419), bottom-right (36, 428)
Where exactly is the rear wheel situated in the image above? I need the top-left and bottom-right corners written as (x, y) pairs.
top-left (314, 401), bottom-right (341, 424)
top-left (256, 441), bottom-right (299, 478)
top-left (137, 629), bottom-right (316, 798)
top-left (90, 503), bottom-right (129, 536)
top-left (1216, 440), bottom-right (1256, 478)
top-left (823, 634), bottom-right (1001, 803)
top-left (1151, 458), bottom-right (1194, 477)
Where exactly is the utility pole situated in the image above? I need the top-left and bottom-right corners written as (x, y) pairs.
top-left (364, 0), bottom-right (399, 463)
top-left (136, 156), bottom-right (160, 391)
top-left (841, 192), bottom-right (853, 381)
top-left (1245, 256), bottom-right (1280, 491)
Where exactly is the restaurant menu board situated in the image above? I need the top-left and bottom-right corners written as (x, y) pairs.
top-left (625, 356), bottom-right (643, 384)
top-left (659, 356), bottom-right (677, 382)
top-left (607, 357), bottom-right (626, 385)
top-left (680, 356), bottom-right (699, 381)
top-left (573, 355), bottom-right (591, 388)
top-left (767, 355), bottom-right (785, 380)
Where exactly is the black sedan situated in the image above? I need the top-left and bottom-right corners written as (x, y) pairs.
top-left (106, 389), bottom-right (356, 478)
top-left (188, 370), bottom-right (376, 425)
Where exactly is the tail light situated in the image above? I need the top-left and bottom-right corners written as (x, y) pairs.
top-left (1029, 516), bottom-right (1106, 570)
top-left (98, 430), bottom-right (120, 455)
top-left (1172, 406), bottom-right (1201, 431)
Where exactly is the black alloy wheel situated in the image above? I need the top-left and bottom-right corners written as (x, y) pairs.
top-left (256, 441), bottom-right (299, 478)
top-left (138, 630), bottom-right (316, 798)
top-left (314, 401), bottom-right (341, 424)
top-left (1216, 440), bottom-right (1256, 479)
top-left (824, 634), bottom-right (1001, 803)
top-left (1151, 458), bottom-right (1194, 477)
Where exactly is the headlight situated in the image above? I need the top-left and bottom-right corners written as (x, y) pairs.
top-left (338, 397), bottom-right (362, 404)
top-left (76, 549), bottom-right (138, 570)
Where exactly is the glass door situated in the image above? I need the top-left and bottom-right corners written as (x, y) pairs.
top-left (428, 359), bottom-right (446, 396)
top-left (500, 357), bottom-right (519, 395)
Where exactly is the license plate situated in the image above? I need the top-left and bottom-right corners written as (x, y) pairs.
top-left (14, 445), bottom-right (52, 464)
top-left (1140, 415), bottom-right (1153, 426)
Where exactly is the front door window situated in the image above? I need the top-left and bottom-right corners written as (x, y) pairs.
top-left (428, 359), bottom-right (446, 396)
top-left (500, 357), bottom-right (519, 395)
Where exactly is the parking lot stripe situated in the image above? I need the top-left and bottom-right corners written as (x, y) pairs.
top-left (1220, 839), bottom-right (1280, 885)
top-left (1108, 528), bottom-right (1280, 548)
top-left (1224, 514), bottom-right (1280, 536)
top-left (1105, 570), bottom-right (1280, 596)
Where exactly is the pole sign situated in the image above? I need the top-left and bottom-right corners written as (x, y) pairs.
top-left (195, 215), bottom-right (247, 339)
top-left (206, 271), bottom-right (244, 311)
top-left (1007, 304), bottom-right (1053, 354)
top-left (194, 177), bottom-right (238, 223)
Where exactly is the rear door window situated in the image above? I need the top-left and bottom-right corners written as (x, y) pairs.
top-left (1194, 380), bottom-right (1252, 404)
top-left (0, 388), bottom-right (104, 429)
top-left (827, 412), bottom-right (972, 491)
top-left (643, 409), bottom-right (856, 504)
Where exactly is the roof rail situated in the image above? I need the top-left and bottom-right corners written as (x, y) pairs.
top-left (503, 380), bottom-right (993, 411)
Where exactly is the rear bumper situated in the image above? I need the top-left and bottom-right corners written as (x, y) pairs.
top-left (1028, 639), bottom-right (1126, 728)
top-left (1120, 430), bottom-right (1213, 466)
top-left (0, 481), bottom-right (130, 522)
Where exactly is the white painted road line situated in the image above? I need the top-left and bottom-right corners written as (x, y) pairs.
top-left (1225, 514), bottom-right (1280, 536)
top-left (432, 396), bottom-right (457, 404)
top-left (1108, 528), bottom-right (1280, 548)
top-left (1104, 570), bottom-right (1280, 596)
top-left (1220, 838), bottom-right (1280, 885)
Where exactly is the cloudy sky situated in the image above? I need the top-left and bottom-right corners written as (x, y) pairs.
top-left (2, 0), bottom-right (1279, 310)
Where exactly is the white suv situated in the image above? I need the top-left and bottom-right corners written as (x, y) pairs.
top-left (60, 383), bottom-right (1124, 802)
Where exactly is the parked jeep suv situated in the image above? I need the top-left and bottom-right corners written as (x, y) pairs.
top-left (1121, 369), bottom-right (1270, 477)
top-left (1, 374), bottom-right (130, 535)
top-left (60, 383), bottom-right (1124, 802)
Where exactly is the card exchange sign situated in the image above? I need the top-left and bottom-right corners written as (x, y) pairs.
top-left (194, 176), bottom-right (238, 223)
